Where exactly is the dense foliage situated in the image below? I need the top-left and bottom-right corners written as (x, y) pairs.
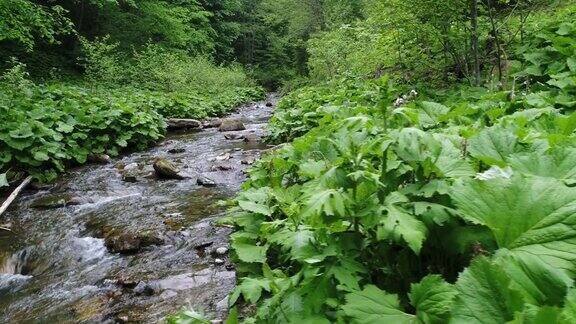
top-left (222, 12), bottom-right (576, 323)
top-left (0, 1), bottom-right (265, 187)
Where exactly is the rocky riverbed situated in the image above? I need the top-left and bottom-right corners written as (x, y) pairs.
top-left (0, 94), bottom-right (277, 323)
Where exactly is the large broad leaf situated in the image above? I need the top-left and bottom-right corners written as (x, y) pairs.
top-left (409, 275), bottom-right (457, 324)
top-left (342, 285), bottom-right (415, 324)
top-left (378, 205), bottom-right (428, 254)
top-left (451, 175), bottom-right (576, 275)
top-left (301, 189), bottom-right (348, 221)
top-left (468, 127), bottom-right (519, 167)
top-left (497, 250), bottom-right (572, 306)
top-left (451, 257), bottom-right (524, 324)
top-left (508, 148), bottom-right (576, 181)
top-left (418, 101), bottom-right (450, 128)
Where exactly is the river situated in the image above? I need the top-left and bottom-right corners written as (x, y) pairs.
top-left (0, 94), bottom-right (277, 322)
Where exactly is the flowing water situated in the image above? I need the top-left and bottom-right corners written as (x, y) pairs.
top-left (0, 95), bottom-right (277, 323)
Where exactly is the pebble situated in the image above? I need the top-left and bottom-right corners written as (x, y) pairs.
top-left (215, 247), bottom-right (228, 255)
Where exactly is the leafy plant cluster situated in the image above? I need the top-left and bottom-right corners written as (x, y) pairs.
top-left (0, 65), bottom-right (166, 186)
top-left (224, 18), bottom-right (576, 323)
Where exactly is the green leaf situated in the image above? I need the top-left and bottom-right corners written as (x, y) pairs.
top-left (568, 57), bottom-right (576, 72)
top-left (378, 205), bottom-right (428, 254)
top-left (409, 275), bottom-right (457, 324)
top-left (301, 189), bottom-right (348, 220)
top-left (238, 200), bottom-right (272, 216)
top-left (509, 148), bottom-right (576, 181)
top-left (418, 101), bottom-right (450, 128)
top-left (468, 127), bottom-right (518, 167)
top-left (0, 173), bottom-right (8, 187)
top-left (342, 285), bottom-right (415, 324)
top-left (56, 121), bottom-right (74, 133)
top-left (232, 242), bottom-right (268, 263)
top-left (451, 175), bottom-right (576, 274)
top-left (231, 277), bottom-right (270, 304)
top-left (451, 257), bottom-right (524, 324)
top-left (33, 151), bottom-right (50, 162)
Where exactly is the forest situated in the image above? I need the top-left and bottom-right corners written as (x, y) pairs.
top-left (2, 0), bottom-right (576, 323)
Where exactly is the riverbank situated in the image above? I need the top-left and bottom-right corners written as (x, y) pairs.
top-left (0, 94), bottom-right (277, 322)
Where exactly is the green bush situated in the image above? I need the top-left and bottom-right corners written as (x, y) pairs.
top-left (0, 65), bottom-right (166, 185)
top-left (224, 17), bottom-right (576, 323)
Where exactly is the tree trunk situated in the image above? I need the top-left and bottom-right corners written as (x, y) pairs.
top-left (470, 0), bottom-right (481, 86)
top-left (488, 0), bottom-right (503, 84)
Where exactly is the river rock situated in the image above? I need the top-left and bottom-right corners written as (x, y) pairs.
top-left (197, 175), bottom-right (216, 187)
top-left (153, 158), bottom-right (184, 180)
top-left (88, 154), bottom-right (111, 164)
top-left (218, 119), bottom-right (245, 132)
top-left (224, 133), bottom-right (245, 140)
top-left (216, 153), bottom-right (231, 161)
top-left (203, 118), bottom-right (222, 128)
top-left (30, 194), bottom-right (92, 209)
top-left (214, 258), bottom-right (225, 265)
top-left (211, 163), bottom-right (233, 171)
top-left (168, 147), bottom-right (186, 154)
top-left (266, 102), bottom-right (273, 107)
top-left (133, 281), bottom-right (155, 295)
top-left (123, 162), bottom-right (139, 172)
top-left (215, 247), bottom-right (228, 255)
top-left (241, 156), bottom-right (256, 165)
top-left (166, 118), bottom-right (202, 131)
top-left (243, 134), bottom-right (260, 143)
top-left (104, 230), bottom-right (164, 254)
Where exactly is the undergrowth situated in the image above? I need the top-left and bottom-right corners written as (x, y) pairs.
top-left (219, 16), bottom-right (576, 324)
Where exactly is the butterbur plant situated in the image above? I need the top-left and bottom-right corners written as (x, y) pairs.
top-left (225, 40), bottom-right (576, 322)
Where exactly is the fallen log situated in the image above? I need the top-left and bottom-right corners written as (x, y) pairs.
top-left (0, 176), bottom-right (33, 217)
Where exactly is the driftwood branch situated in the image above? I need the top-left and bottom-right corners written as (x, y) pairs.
top-left (0, 176), bottom-right (33, 217)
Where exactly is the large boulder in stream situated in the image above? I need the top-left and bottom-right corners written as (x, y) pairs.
top-left (166, 118), bottom-right (202, 131)
top-left (104, 230), bottom-right (164, 254)
top-left (218, 118), bottom-right (245, 132)
top-left (153, 158), bottom-right (184, 180)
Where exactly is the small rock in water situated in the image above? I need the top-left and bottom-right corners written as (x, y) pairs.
top-left (211, 163), bottom-right (233, 171)
top-left (224, 133), bottom-right (245, 140)
top-left (243, 134), bottom-right (260, 142)
top-left (123, 162), bottom-right (139, 172)
top-left (241, 156), bottom-right (256, 165)
top-left (197, 175), bottom-right (216, 187)
top-left (105, 233), bottom-right (142, 254)
top-left (30, 194), bottom-right (92, 209)
top-left (218, 118), bottom-right (246, 132)
top-left (215, 247), bottom-right (228, 255)
top-left (88, 154), bottom-right (111, 164)
top-left (133, 281), bottom-right (155, 295)
top-left (203, 118), bottom-right (222, 128)
top-left (168, 147), bottom-right (186, 154)
top-left (216, 153), bottom-right (231, 161)
top-left (266, 102), bottom-right (273, 107)
top-left (153, 158), bottom-right (184, 180)
top-left (214, 258), bottom-right (225, 265)
top-left (122, 174), bottom-right (138, 183)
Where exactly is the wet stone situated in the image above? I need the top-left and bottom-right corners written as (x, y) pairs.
top-left (197, 176), bottom-right (217, 187)
top-left (224, 133), bottom-right (244, 140)
top-left (166, 118), bottom-right (202, 131)
top-left (243, 134), bottom-right (260, 142)
top-left (215, 247), bottom-right (228, 255)
top-left (218, 118), bottom-right (246, 132)
top-left (30, 194), bottom-right (92, 209)
top-left (153, 158), bottom-right (184, 180)
top-left (168, 148), bottom-right (186, 154)
top-left (133, 281), bottom-right (155, 295)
